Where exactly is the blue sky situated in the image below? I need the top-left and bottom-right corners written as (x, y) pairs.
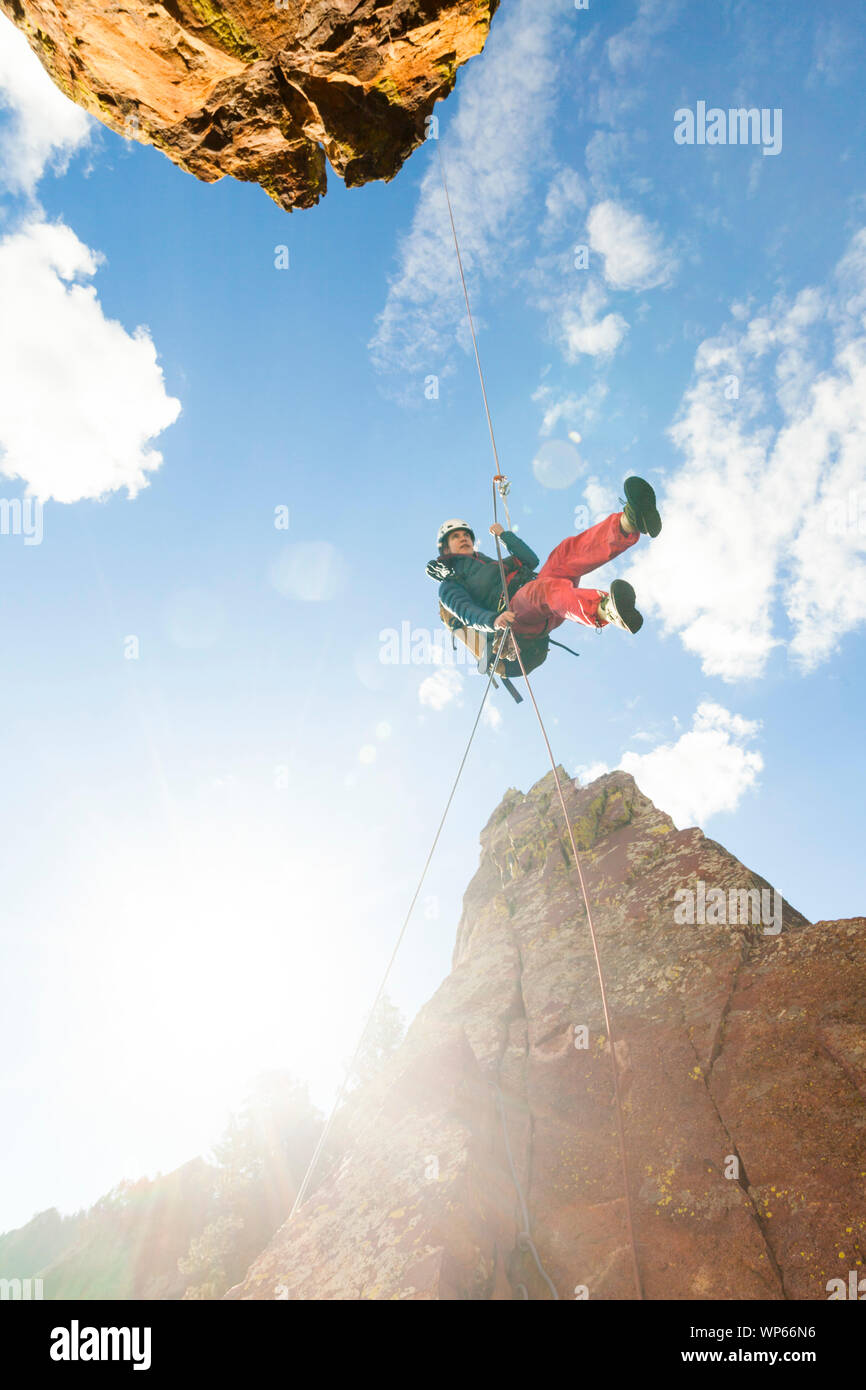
top-left (1, 0), bottom-right (864, 1232)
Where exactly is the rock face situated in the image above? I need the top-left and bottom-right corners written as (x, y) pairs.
top-left (1, 0), bottom-right (498, 209)
top-left (229, 770), bottom-right (866, 1300)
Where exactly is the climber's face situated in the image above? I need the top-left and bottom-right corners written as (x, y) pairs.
top-left (447, 529), bottom-right (475, 555)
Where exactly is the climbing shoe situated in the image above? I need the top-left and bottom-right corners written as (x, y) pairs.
top-left (599, 579), bottom-right (643, 634)
top-left (622, 476), bottom-right (661, 538)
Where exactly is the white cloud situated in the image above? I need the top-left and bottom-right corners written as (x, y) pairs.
top-left (577, 702), bottom-right (763, 827)
top-left (627, 227), bottom-right (866, 678)
top-left (418, 667), bottom-right (463, 711)
top-left (370, 0), bottom-right (559, 374)
top-left (574, 760), bottom-right (609, 785)
top-left (533, 380), bottom-right (609, 437)
top-left (581, 1), bottom-right (680, 194)
top-left (605, 0), bottom-right (677, 76)
top-left (558, 280), bottom-right (628, 361)
top-left (0, 221), bottom-right (180, 503)
top-left (587, 200), bottom-right (677, 291)
top-left (619, 706), bottom-right (761, 822)
top-left (807, 16), bottom-right (860, 89)
top-left (372, 0), bottom-right (680, 381)
top-left (0, 16), bottom-right (91, 194)
top-left (482, 702), bottom-right (502, 730)
top-left (540, 167), bottom-right (586, 241)
top-left (584, 130), bottom-right (632, 193)
top-left (620, 702), bottom-right (763, 827)
top-left (583, 476), bottom-right (618, 519)
top-left (835, 228), bottom-right (866, 324)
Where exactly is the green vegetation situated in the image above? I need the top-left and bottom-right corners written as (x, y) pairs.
top-left (571, 785), bottom-right (633, 851)
top-left (180, 1071), bottom-right (323, 1298)
top-left (0, 1164), bottom-right (215, 1299)
top-left (347, 994), bottom-right (406, 1092)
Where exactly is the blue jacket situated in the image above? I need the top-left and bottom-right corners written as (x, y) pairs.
top-left (428, 531), bottom-right (540, 632)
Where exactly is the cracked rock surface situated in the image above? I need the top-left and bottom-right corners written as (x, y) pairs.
top-left (227, 769), bottom-right (865, 1300)
top-left (1, 0), bottom-right (498, 209)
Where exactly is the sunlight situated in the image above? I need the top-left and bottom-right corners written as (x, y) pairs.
top-left (52, 808), bottom-right (379, 1157)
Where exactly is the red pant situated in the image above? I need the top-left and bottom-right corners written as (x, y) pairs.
top-left (510, 512), bottom-right (639, 635)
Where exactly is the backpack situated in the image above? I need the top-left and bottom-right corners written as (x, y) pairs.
top-left (438, 595), bottom-right (551, 699)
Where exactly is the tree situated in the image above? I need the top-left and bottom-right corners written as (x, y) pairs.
top-left (179, 1070), bottom-right (323, 1299)
top-left (179, 1213), bottom-right (244, 1300)
top-left (346, 993), bottom-right (406, 1091)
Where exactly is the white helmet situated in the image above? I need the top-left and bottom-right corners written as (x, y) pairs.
top-left (437, 518), bottom-right (475, 551)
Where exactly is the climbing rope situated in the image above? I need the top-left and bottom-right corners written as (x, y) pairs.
top-left (288, 626), bottom-right (512, 1222)
top-left (287, 138), bottom-right (643, 1306)
top-left (439, 142), bottom-right (644, 1302)
top-left (436, 142), bottom-right (514, 534)
top-left (491, 1082), bottom-right (560, 1300)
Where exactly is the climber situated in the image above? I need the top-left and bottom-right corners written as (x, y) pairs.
top-left (426, 476), bottom-right (661, 679)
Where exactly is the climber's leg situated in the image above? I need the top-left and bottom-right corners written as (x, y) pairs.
top-left (537, 511), bottom-right (639, 584)
top-left (511, 576), bottom-right (608, 632)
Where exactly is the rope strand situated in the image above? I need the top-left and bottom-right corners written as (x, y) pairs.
top-left (439, 136), bottom-right (643, 1301)
top-left (288, 628), bottom-right (512, 1221)
top-left (491, 1082), bottom-right (560, 1300)
top-left (286, 137), bottom-right (643, 1308)
top-left (437, 143), bottom-right (513, 532)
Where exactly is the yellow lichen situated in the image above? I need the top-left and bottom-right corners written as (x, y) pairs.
top-left (189, 0), bottom-right (260, 62)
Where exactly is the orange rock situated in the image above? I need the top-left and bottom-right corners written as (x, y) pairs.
top-left (1, 0), bottom-right (500, 208)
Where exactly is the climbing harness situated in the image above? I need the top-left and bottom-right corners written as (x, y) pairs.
top-left (287, 139), bottom-right (644, 1304)
top-left (548, 637), bottom-right (580, 660)
top-left (438, 593), bottom-right (526, 703)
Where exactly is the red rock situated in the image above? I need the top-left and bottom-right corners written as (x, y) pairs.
top-left (229, 771), bottom-right (864, 1300)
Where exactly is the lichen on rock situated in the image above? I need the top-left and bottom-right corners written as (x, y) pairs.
top-left (0, 0), bottom-right (500, 209)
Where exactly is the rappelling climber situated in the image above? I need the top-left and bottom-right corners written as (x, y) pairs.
top-left (426, 476), bottom-right (662, 681)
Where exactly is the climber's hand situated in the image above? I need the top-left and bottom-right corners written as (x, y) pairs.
top-left (494, 610), bottom-right (515, 628)
top-left (489, 523), bottom-right (504, 537)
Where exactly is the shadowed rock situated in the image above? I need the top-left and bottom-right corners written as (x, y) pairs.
top-left (1, 0), bottom-right (499, 209)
